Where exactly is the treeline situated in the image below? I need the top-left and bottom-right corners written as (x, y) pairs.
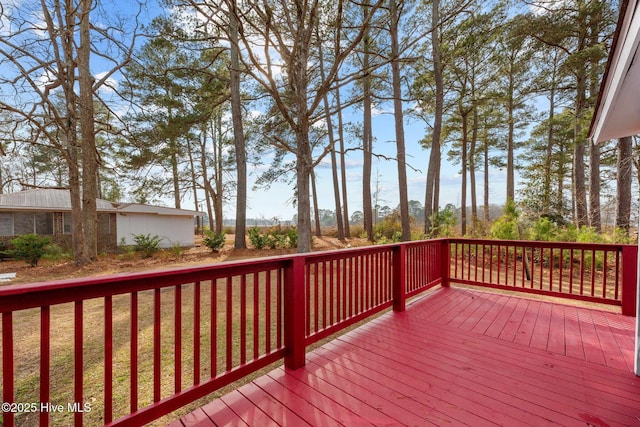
top-left (0, 0), bottom-right (637, 265)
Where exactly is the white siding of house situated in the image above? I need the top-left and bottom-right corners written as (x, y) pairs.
top-left (116, 213), bottom-right (194, 248)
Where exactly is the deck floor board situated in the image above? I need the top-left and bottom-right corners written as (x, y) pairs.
top-left (174, 286), bottom-right (639, 427)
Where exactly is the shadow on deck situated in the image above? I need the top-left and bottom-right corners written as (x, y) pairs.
top-left (171, 286), bottom-right (640, 426)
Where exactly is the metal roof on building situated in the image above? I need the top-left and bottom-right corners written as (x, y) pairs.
top-left (0, 189), bottom-right (202, 216)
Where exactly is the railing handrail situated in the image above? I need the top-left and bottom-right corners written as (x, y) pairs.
top-left (448, 237), bottom-right (634, 251)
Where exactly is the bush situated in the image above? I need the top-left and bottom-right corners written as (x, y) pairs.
top-left (285, 227), bottom-right (298, 248)
top-left (528, 217), bottom-right (559, 241)
top-left (374, 210), bottom-right (403, 242)
top-left (5, 234), bottom-right (51, 267)
top-left (203, 231), bottom-right (226, 252)
top-left (247, 226), bottom-right (297, 249)
top-left (132, 233), bottom-right (162, 258)
top-left (248, 227), bottom-right (269, 249)
top-left (429, 204), bottom-right (457, 237)
top-left (490, 200), bottom-right (519, 240)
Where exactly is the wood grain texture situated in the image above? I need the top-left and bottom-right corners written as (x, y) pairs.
top-left (175, 287), bottom-right (639, 427)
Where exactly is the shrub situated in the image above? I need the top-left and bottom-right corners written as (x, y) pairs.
top-left (285, 227), bottom-right (298, 248)
top-left (247, 226), bottom-right (297, 249)
top-left (170, 242), bottom-right (183, 258)
top-left (374, 210), bottom-right (403, 241)
top-left (528, 217), bottom-right (559, 241)
top-left (490, 200), bottom-right (519, 240)
top-left (5, 234), bottom-right (51, 267)
top-left (429, 204), bottom-right (457, 237)
top-left (132, 233), bottom-right (162, 258)
top-left (248, 227), bottom-right (267, 249)
top-left (202, 231), bottom-right (226, 252)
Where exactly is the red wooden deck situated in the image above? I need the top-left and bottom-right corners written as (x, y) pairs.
top-left (170, 286), bottom-right (639, 427)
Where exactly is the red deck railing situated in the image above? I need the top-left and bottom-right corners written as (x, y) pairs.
top-left (0, 238), bottom-right (636, 426)
top-left (449, 239), bottom-right (637, 314)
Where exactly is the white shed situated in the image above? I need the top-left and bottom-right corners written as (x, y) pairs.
top-left (115, 203), bottom-right (200, 248)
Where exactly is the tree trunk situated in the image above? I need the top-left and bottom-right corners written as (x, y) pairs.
top-left (483, 134), bottom-right (489, 224)
top-left (214, 112), bottom-right (224, 234)
top-left (78, 0), bottom-right (97, 260)
top-left (506, 77), bottom-right (515, 203)
top-left (424, 0), bottom-right (442, 236)
top-left (311, 171), bottom-right (321, 237)
top-left (589, 140), bottom-right (601, 231)
top-left (187, 132), bottom-right (200, 234)
top-left (61, 4), bottom-right (89, 266)
top-left (461, 110), bottom-right (468, 236)
top-left (469, 103), bottom-right (478, 230)
top-left (544, 73), bottom-right (556, 214)
top-left (574, 62), bottom-right (588, 227)
top-left (362, 6), bottom-right (374, 242)
top-left (361, 1), bottom-right (374, 242)
top-left (229, 1), bottom-right (247, 248)
top-left (389, 0), bottom-right (411, 242)
top-left (616, 136), bottom-right (632, 233)
top-left (336, 86), bottom-right (350, 237)
top-left (318, 36), bottom-right (344, 240)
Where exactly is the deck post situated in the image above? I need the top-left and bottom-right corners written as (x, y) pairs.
top-left (284, 256), bottom-right (306, 369)
top-left (393, 244), bottom-right (406, 312)
top-left (621, 245), bottom-right (638, 317)
top-left (441, 239), bottom-right (450, 288)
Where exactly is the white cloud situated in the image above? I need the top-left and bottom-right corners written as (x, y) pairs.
top-left (528, 0), bottom-right (569, 16)
top-left (95, 71), bottom-right (118, 94)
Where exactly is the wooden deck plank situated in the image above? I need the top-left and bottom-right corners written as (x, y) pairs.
top-left (321, 336), bottom-right (549, 427)
top-left (563, 306), bottom-right (585, 360)
top-left (589, 309), bottom-right (631, 371)
top-left (176, 287), bottom-right (639, 427)
top-left (483, 295), bottom-right (518, 338)
top-left (305, 351), bottom-right (440, 426)
top-left (219, 390), bottom-right (277, 426)
top-left (199, 398), bottom-right (249, 426)
top-left (498, 297), bottom-right (529, 342)
top-left (281, 369), bottom-right (392, 426)
top-left (237, 382), bottom-right (309, 426)
top-left (267, 367), bottom-right (371, 426)
top-left (341, 321), bottom-right (625, 426)
top-left (167, 408), bottom-right (214, 427)
top-left (576, 308), bottom-right (607, 366)
top-left (513, 299), bottom-right (540, 346)
top-left (529, 300), bottom-right (552, 350)
top-left (359, 316), bottom-right (640, 424)
top-left (547, 303), bottom-right (566, 355)
top-left (457, 291), bottom-right (499, 332)
top-left (252, 372), bottom-right (340, 427)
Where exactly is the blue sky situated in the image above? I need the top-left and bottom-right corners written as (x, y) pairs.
top-left (239, 107), bottom-right (510, 222)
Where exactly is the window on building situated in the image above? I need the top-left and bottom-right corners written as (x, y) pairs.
top-left (63, 212), bottom-right (72, 234)
top-left (98, 213), bottom-right (111, 235)
top-left (0, 213), bottom-right (12, 236)
top-left (35, 212), bottom-right (54, 235)
top-left (14, 212), bottom-right (34, 235)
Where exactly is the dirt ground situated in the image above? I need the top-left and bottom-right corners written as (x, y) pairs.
top-left (0, 234), bottom-right (370, 285)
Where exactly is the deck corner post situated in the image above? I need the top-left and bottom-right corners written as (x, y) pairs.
top-left (441, 239), bottom-right (451, 288)
top-left (284, 256), bottom-right (306, 369)
top-left (392, 244), bottom-right (407, 312)
top-left (621, 244), bottom-right (638, 317)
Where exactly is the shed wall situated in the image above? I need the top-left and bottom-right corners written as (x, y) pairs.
top-left (116, 214), bottom-right (194, 248)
